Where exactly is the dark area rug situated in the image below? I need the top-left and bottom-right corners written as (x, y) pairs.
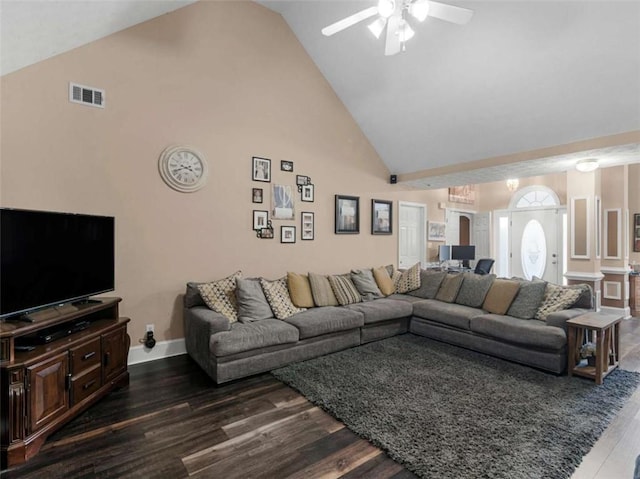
top-left (272, 334), bottom-right (640, 479)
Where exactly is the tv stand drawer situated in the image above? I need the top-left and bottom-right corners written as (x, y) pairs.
top-left (71, 363), bottom-right (102, 406)
top-left (70, 337), bottom-right (101, 375)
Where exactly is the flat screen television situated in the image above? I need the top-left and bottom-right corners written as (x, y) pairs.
top-left (451, 245), bottom-right (476, 267)
top-left (0, 208), bottom-right (115, 319)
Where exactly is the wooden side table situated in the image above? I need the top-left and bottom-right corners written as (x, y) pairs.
top-left (567, 312), bottom-right (622, 385)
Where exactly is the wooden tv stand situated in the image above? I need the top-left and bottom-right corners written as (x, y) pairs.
top-left (0, 297), bottom-right (130, 468)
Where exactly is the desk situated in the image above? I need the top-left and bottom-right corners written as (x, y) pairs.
top-left (567, 312), bottom-right (622, 385)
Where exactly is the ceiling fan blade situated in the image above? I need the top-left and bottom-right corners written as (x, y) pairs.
top-left (428, 1), bottom-right (474, 25)
top-left (321, 6), bottom-right (379, 36)
top-left (384, 15), bottom-right (401, 56)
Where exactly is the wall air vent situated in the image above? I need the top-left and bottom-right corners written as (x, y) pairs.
top-left (69, 82), bottom-right (105, 108)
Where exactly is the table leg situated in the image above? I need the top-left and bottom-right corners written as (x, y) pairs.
top-left (595, 329), bottom-right (605, 385)
top-left (568, 326), bottom-right (576, 377)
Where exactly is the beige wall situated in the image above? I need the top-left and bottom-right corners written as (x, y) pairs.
top-left (630, 164), bottom-right (640, 266)
top-left (0, 2), bottom-right (434, 342)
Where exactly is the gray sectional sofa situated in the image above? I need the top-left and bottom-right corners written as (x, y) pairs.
top-left (184, 270), bottom-right (593, 384)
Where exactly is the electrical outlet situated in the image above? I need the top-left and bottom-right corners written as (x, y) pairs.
top-left (146, 324), bottom-right (154, 333)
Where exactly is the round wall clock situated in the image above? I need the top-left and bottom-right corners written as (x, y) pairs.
top-left (158, 145), bottom-right (208, 193)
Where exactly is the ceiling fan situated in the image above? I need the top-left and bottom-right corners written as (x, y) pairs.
top-left (321, 0), bottom-right (474, 56)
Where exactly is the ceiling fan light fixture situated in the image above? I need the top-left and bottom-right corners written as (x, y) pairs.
top-left (576, 158), bottom-right (599, 172)
top-left (409, 0), bottom-right (430, 22)
top-left (368, 17), bottom-right (387, 39)
top-left (397, 20), bottom-right (415, 42)
top-left (377, 0), bottom-right (396, 18)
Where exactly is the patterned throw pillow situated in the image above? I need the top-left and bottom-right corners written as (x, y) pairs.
top-left (394, 263), bottom-right (421, 294)
top-left (372, 266), bottom-right (395, 296)
top-left (535, 283), bottom-right (581, 321)
top-left (328, 274), bottom-right (362, 306)
top-left (435, 273), bottom-right (464, 303)
top-left (308, 272), bottom-right (339, 306)
top-left (260, 277), bottom-right (306, 320)
top-left (507, 280), bottom-right (547, 319)
top-left (197, 271), bottom-right (242, 322)
top-left (287, 272), bottom-right (315, 308)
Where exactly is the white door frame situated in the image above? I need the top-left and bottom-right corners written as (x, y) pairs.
top-left (398, 201), bottom-right (427, 268)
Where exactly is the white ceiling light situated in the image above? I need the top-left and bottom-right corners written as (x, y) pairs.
top-left (398, 19), bottom-right (415, 43)
top-left (575, 158), bottom-right (599, 172)
top-left (368, 17), bottom-right (387, 39)
top-left (506, 179), bottom-right (519, 192)
top-left (409, 0), bottom-right (430, 22)
top-left (378, 0), bottom-right (396, 18)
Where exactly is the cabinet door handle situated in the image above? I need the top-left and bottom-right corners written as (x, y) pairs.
top-left (83, 380), bottom-right (96, 391)
top-left (82, 351), bottom-right (96, 361)
top-left (65, 373), bottom-right (72, 391)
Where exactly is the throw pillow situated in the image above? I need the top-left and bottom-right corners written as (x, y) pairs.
top-left (328, 274), bottom-right (362, 306)
top-left (351, 269), bottom-right (383, 301)
top-left (435, 273), bottom-right (464, 303)
top-left (567, 283), bottom-right (594, 309)
top-left (535, 283), bottom-right (581, 321)
top-left (394, 263), bottom-right (421, 294)
top-left (308, 272), bottom-right (339, 306)
top-left (185, 281), bottom-right (207, 308)
top-left (287, 272), bottom-right (315, 308)
top-left (197, 271), bottom-right (242, 322)
top-left (372, 266), bottom-right (395, 296)
top-left (408, 270), bottom-right (447, 299)
top-left (455, 272), bottom-right (496, 308)
top-left (260, 277), bottom-right (306, 320)
top-left (235, 277), bottom-right (274, 323)
top-left (482, 279), bottom-right (521, 315)
top-left (507, 280), bottom-right (547, 319)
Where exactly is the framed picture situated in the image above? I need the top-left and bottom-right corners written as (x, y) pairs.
top-left (448, 185), bottom-right (475, 204)
top-left (301, 212), bottom-right (314, 240)
top-left (272, 184), bottom-right (295, 220)
top-left (371, 199), bottom-right (392, 235)
top-left (257, 224), bottom-right (274, 239)
top-left (253, 210), bottom-right (268, 230)
top-left (301, 184), bottom-right (314, 202)
top-left (252, 157), bottom-right (271, 182)
top-left (296, 175), bottom-right (308, 186)
top-left (335, 195), bottom-right (360, 234)
top-left (281, 226), bottom-right (296, 243)
top-left (252, 188), bottom-right (263, 204)
top-left (428, 221), bottom-right (446, 241)
top-left (281, 160), bottom-right (294, 172)
top-left (634, 213), bottom-right (640, 252)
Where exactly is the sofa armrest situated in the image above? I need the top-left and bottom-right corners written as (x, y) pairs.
top-left (184, 307), bottom-right (231, 364)
top-left (545, 308), bottom-right (591, 333)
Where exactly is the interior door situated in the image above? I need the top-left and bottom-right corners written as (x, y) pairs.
top-left (473, 212), bottom-right (491, 260)
top-left (398, 203), bottom-right (426, 269)
top-left (445, 210), bottom-right (460, 245)
top-left (511, 209), bottom-right (560, 283)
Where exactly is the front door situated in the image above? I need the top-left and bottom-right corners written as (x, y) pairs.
top-left (511, 209), bottom-right (561, 283)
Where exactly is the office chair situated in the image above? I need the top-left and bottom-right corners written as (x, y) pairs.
top-left (474, 258), bottom-right (495, 275)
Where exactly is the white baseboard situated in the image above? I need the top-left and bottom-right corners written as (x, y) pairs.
top-left (127, 338), bottom-right (186, 365)
top-left (599, 305), bottom-right (632, 319)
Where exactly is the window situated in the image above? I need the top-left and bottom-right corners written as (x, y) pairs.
top-left (510, 186), bottom-right (560, 209)
top-left (520, 219), bottom-right (547, 280)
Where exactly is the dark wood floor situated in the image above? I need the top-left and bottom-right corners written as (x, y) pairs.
top-left (3, 319), bottom-right (640, 479)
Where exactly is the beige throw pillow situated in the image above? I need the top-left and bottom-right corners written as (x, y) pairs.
top-left (373, 266), bottom-right (395, 296)
top-left (535, 283), bottom-right (581, 321)
top-left (287, 272), bottom-right (315, 308)
top-left (197, 271), bottom-right (242, 322)
top-left (483, 279), bottom-right (521, 315)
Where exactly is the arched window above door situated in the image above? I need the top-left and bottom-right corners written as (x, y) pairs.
top-left (509, 186), bottom-right (560, 209)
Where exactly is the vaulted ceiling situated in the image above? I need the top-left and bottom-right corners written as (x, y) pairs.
top-left (2, 1), bottom-right (639, 187)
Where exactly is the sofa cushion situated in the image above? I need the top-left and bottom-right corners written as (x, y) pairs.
top-left (455, 272), bottom-right (496, 308)
top-left (373, 266), bottom-right (395, 296)
top-left (287, 272), bottom-right (315, 308)
top-left (351, 269), bottom-right (384, 301)
top-left (260, 277), bottom-right (306, 320)
top-left (435, 273), bottom-right (464, 303)
top-left (407, 270), bottom-right (447, 299)
top-left (394, 263), bottom-right (421, 294)
top-left (345, 298), bottom-right (413, 324)
top-left (387, 293), bottom-right (429, 304)
top-left (535, 283), bottom-right (581, 321)
top-left (507, 280), bottom-right (547, 319)
top-left (198, 271), bottom-right (242, 322)
top-left (412, 299), bottom-right (484, 330)
top-left (308, 272), bottom-right (339, 306)
top-left (236, 278), bottom-right (274, 323)
top-left (482, 279), bottom-right (521, 315)
top-left (284, 307), bottom-right (364, 339)
top-left (328, 274), bottom-right (362, 306)
top-left (210, 318), bottom-right (299, 357)
top-left (470, 314), bottom-right (566, 350)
